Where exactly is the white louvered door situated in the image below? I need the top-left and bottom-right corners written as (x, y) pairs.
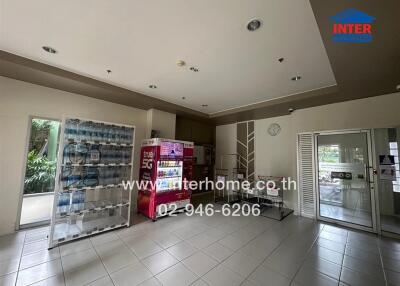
top-left (297, 133), bottom-right (316, 218)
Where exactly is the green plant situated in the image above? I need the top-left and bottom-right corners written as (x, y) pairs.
top-left (24, 150), bottom-right (57, 194)
top-left (30, 120), bottom-right (55, 153)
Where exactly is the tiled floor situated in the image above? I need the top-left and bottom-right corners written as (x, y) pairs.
top-left (1, 210), bottom-right (400, 286)
top-left (320, 203), bottom-right (372, 227)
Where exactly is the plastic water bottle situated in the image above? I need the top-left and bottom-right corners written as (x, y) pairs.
top-left (124, 128), bottom-right (130, 144)
top-left (86, 121), bottom-right (93, 141)
top-left (78, 121), bottom-right (86, 141)
top-left (125, 148), bottom-right (131, 164)
top-left (114, 126), bottom-right (121, 144)
top-left (64, 120), bottom-right (71, 140)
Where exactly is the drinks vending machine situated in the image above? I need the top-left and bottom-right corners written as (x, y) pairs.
top-left (137, 138), bottom-right (194, 220)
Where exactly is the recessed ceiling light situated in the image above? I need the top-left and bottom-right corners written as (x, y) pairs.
top-left (190, 67), bottom-right (199, 72)
top-left (42, 46), bottom-right (57, 54)
top-left (291, 76), bottom-right (301, 81)
top-left (201, 104), bottom-right (208, 107)
top-left (176, 60), bottom-right (186, 67)
top-left (247, 19), bottom-right (262, 31)
top-left (278, 58), bottom-right (284, 63)
top-left (149, 85), bottom-right (157, 89)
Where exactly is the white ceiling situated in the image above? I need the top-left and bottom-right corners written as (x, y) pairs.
top-left (0, 0), bottom-right (336, 115)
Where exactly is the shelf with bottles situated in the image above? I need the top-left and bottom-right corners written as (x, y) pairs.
top-left (157, 161), bottom-right (183, 168)
top-left (156, 177), bottom-right (182, 192)
top-left (56, 186), bottom-right (129, 216)
top-left (63, 143), bottom-right (132, 166)
top-left (60, 165), bottom-right (131, 190)
top-left (56, 201), bottom-right (130, 218)
top-left (62, 163), bottom-right (132, 167)
top-left (157, 168), bottom-right (181, 178)
top-left (50, 117), bottom-right (134, 248)
top-left (65, 139), bottom-right (133, 147)
top-left (64, 119), bottom-right (134, 146)
top-left (52, 209), bottom-right (129, 243)
top-left (60, 184), bottom-right (125, 192)
top-left (157, 175), bottom-right (182, 179)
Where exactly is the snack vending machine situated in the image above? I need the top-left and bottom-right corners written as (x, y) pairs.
top-left (137, 138), bottom-right (193, 220)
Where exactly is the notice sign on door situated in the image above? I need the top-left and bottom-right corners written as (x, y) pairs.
top-left (379, 155), bottom-right (396, 181)
top-left (379, 155), bottom-right (395, 165)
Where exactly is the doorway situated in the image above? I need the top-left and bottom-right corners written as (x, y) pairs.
top-left (19, 118), bottom-right (61, 228)
top-left (374, 128), bottom-right (400, 237)
top-left (315, 130), bottom-right (376, 231)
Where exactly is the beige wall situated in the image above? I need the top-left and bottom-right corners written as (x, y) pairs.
top-left (215, 123), bottom-right (236, 172)
top-left (0, 76), bottom-right (148, 235)
top-left (216, 92), bottom-right (400, 213)
top-left (146, 108), bottom-right (176, 139)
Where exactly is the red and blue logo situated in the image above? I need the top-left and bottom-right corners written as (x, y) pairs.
top-left (330, 8), bottom-right (375, 43)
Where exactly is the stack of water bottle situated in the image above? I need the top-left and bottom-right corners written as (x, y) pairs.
top-left (64, 119), bottom-right (134, 145)
top-left (57, 190), bottom-right (86, 216)
top-left (99, 145), bottom-right (132, 165)
top-left (98, 166), bottom-right (130, 186)
top-left (61, 166), bottom-right (130, 189)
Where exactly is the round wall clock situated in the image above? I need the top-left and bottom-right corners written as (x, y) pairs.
top-left (267, 123), bottom-right (281, 136)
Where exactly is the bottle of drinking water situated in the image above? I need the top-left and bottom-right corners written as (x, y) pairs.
top-left (125, 148), bottom-right (132, 164)
top-left (65, 119), bottom-right (78, 140)
top-left (78, 121), bottom-right (86, 141)
top-left (98, 123), bottom-right (104, 142)
top-left (114, 126), bottom-right (121, 144)
top-left (91, 122), bottom-right (98, 142)
top-left (124, 128), bottom-right (129, 144)
top-left (64, 120), bottom-right (71, 140)
top-left (86, 121), bottom-right (93, 141)
top-left (98, 168), bottom-right (105, 186)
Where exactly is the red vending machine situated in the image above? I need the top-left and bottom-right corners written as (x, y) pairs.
top-left (137, 138), bottom-right (193, 220)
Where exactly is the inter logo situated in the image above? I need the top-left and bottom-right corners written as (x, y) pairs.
top-left (330, 8), bottom-right (375, 43)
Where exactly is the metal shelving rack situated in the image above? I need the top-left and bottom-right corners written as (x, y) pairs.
top-left (48, 117), bottom-right (135, 248)
top-left (242, 176), bottom-right (293, 221)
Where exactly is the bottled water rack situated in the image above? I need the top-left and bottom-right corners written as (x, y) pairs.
top-left (56, 201), bottom-right (130, 218)
top-left (61, 163), bottom-right (132, 167)
top-left (66, 138), bottom-right (133, 147)
top-left (48, 117), bottom-right (135, 248)
top-left (53, 217), bottom-right (129, 244)
top-left (60, 183), bottom-right (125, 192)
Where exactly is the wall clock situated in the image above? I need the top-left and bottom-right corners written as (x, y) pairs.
top-left (268, 123), bottom-right (281, 136)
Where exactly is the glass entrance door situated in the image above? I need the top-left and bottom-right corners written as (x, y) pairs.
top-left (316, 131), bottom-right (375, 229)
top-left (374, 128), bottom-right (400, 236)
top-left (19, 118), bottom-right (61, 228)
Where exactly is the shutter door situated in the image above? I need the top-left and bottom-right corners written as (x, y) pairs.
top-left (297, 133), bottom-right (316, 218)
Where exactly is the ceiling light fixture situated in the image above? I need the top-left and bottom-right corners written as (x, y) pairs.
top-left (288, 108), bottom-right (295, 113)
top-left (291, 76), bottom-right (301, 81)
top-left (106, 69), bottom-right (112, 74)
top-left (42, 46), bottom-right (57, 54)
top-left (176, 60), bottom-right (186, 67)
top-left (278, 58), bottom-right (284, 63)
top-left (149, 85), bottom-right (157, 89)
top-left (396, 84), bottom-right (400, 91)
top-left (190, 67), bottom-right (199, 72)
top-left (201, 104), bottom-right (208, 107)
top-left (247, 19), bottom-right (262, 31)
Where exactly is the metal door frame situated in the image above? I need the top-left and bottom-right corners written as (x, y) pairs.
top-left (314, 129), bottom-right (378, 233)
